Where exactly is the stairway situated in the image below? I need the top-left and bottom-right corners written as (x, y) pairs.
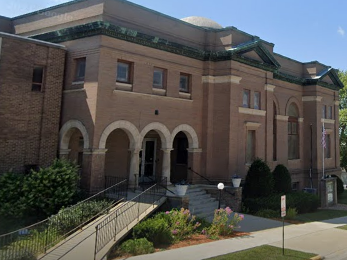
top-left (186, 185), bottom-right (224, 222)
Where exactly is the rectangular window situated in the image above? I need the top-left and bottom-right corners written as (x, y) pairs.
top-left (153, 68), bottom-right (166, 89)
top-left (254, 91), bottom-right (260, 110)
top-left (246, 130), bottom-right (255, 164)
top-left (325, 134), bottom-right (331, 158)
top-left (74, 58), bottom-right (86, 82)
top-left (322, 105), bottom-right (326, 119)
top-left (179, 73), bottom-right (189, 92)
top-left (243, 89), bottom-right (250, 108)
top-left (327, 106), bottom-right (333, 119)
top-left (117, 61), bottom-right (132, 83)
top-left (31, 66), bottom-right (44, 92)
top-left (288, 121), bottom-right (299, 160)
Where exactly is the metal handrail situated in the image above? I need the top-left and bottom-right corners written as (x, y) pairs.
top-left (0, 179), bottom-right (128, 260)
top-left (141, 175), bottom-right (175, 195)
top-left (94, 177), bottom-right (167, 259)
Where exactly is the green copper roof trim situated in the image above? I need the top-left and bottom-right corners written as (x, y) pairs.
top-left (31, 21), bottom-right (341, 90)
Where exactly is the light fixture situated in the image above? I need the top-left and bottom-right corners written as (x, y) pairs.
top-left (217, 182), bottom-right (224, 209)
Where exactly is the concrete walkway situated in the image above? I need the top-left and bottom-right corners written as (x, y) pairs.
top-left (121, 216), bottom-right (347, 260)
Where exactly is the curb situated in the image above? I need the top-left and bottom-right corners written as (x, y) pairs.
top-left (310, 255), bottom-right (323, 260)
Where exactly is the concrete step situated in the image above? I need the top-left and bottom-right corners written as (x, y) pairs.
top-left (189, 197), bottom-right (216, 205)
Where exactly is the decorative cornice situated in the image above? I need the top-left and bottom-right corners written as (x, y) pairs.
top-left (264, 84), bottom-right (276, 92)
top-left (202, 75), bottom-right (242, 84)
top-left (245, 122), bottom-right (261, 129)
top-left (321, 119), bottom-right (335, 124)
top-left (59, 149), bottom-right (71, 155)
top-left (83, 148), bottom-right (108, 154)
top-left (239, 107), bottom-right (266, 116)
top-left (275, 115), bottom-right (289, 121)
top-left (302, 96), bottom-right (322, 102)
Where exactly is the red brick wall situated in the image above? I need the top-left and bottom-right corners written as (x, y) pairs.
top-left (0, 36), bottom-right (65, 173)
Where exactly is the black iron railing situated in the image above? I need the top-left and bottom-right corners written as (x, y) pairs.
top-left (0, 179), bottom-right (128, 260)
top-left (94, 177), bottom-right (167, 259)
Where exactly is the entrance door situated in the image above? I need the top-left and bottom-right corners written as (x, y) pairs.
top-left (140, 138), bottom-right (157, 183)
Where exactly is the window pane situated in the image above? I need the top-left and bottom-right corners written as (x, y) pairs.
top-left (328, 106), bottom-right (332, 119)
top-left (288, 103), bottom-right (299, 117)
top-left (179, 75), bottom-right (189, 92)
top-left (292, 122), bottom-right (297, 134)
top-left (322, 105), bottom-right (326, 119)
top-left (246, 130), bottom-right (255, 163)
top-left (288, 122), bottom-right (291, 134)
top-left (325, 134), bottom-right (331, 158)
top-left (254, 92), bottom-right (260, 110)
top-left (243, 90), bottom-right (250, 108)
top-left (288, 135), bottom-right (299, 159)
top-left (32, 67), bottom-right (43, 84)
top-left (75, 58), bottom-right (86, 81)
top-left (117, 62), bottom-right (129, 82)
top-left (153, 69), bottom-right (163, 88)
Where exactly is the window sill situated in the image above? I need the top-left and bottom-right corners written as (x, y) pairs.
top-left (116, 82), bottom-right (133, 91)
top-left (239, 107), bottom-right (266, 116)
top-left (321, 119), bottom-right (335, 124)
top-left (72, 81), bottom-right (85, 85)
top-left (152, 88), bottom-right (166, 96)
top-left (179, 92), bottom-right (191, 100)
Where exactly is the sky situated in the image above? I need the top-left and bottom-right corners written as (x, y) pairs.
top-left (0, 0), bottom-right (346, 71)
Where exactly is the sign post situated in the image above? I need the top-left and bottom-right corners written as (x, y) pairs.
top-left (281, 195), bottom-right (286, 255)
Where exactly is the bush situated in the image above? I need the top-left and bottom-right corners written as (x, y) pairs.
top-left (272, 164), bottom-right (292, 194)
top-left (331, 175), bottom-right (344, 195)
top-left (119, 238), bottom-right (154, 256)
top-left (243, 159), bottom-right (274, 199)
top-left (286, 208), bottom-right (298, 220)
top-left (243, 192), bottom-right (319, 214)
top-left (207, 207), bottom-right (244, 238)
top-left (23, 159), bottom-right (80, 216)
top-left (0, 172), bottom-right (27, 217)
top-left (133, 217), bottom-right (173, 246)
top-left (49, 200), bottom-right (113, 233)
top-left (255, 209), bottom-right (279, 218)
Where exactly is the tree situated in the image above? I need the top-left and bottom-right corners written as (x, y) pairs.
top-left (339, 70), bottom-right (347, 169)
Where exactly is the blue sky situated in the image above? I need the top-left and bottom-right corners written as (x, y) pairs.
top-left (1, 0), bottom-right (346, 71)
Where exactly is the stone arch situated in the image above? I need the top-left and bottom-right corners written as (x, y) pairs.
top-left (285, 97), bottom-right (302, 117)
top-left (171, 124), bottom-right (199, 149)
top-left (60, 120), bottom-right (90, 150)
top-left (99, 120), bottom-right (140, 150)
top-left (140, 122), bottom-right (171, 149)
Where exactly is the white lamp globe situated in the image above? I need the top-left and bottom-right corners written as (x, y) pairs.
top-left (217, 183), bottom-right (224, 190)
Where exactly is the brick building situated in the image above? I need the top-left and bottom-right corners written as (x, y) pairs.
top-left (0, 0), bottom-right (344, 191)
top-left (0, 32), bottom-right (66, 173)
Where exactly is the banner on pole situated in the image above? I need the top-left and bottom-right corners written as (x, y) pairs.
top-left (281, 195), bottom-right (286, 217)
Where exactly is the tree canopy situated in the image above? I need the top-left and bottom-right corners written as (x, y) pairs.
top-left (338, 70), bottom-right (347, 169)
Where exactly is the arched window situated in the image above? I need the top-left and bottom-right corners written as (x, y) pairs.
top-left (288, 103), bottom-right (299, 159)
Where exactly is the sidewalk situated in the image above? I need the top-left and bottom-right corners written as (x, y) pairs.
top-left (122, 216), bottom-right (347, 260)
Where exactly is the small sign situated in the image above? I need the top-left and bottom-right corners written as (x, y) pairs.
top-left (281, 195), bottom-right (286, 217)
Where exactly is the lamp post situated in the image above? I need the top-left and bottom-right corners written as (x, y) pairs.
top-left (217, 183), bottom-right (224, 209)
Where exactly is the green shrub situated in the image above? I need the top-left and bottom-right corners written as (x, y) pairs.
top-left (119, 238), bottom-right (154, 256)
top-left (243, 192), bottom-right (319, 214)
top-left (243, 159), bottom-right (274, 199)
top-left (49, 200), bottom-right (113, 233)
top-left (0, 172), bottom-right (27, 217)
top-left (331, 175), bottom-right (344, 195)
top-left (23, 159), bottom-right (80, 216)
top-left (286, 208), bottom-right (298, 220)
top-left (207, 207), bottom-right (244, 238)
top-left (133, 217), bottom-right (173, 246)
top-left (255, 209), bottom-right (279, 218)
top-left (272, 164), bottom-right (292, 194)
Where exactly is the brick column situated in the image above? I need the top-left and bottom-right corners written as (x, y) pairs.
top-left (129, 149), bottom-right (141, 189)
top-left (161, 148), bottom-right (173, 185)
top-left (83, 149), bottom-right (107, 193)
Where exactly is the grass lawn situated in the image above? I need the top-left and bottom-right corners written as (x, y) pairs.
top-left (295, 209), bottom-right (347, 223)
top-left (337, 225), bottom-right (347, 230)
top-left (206, 245), bottom-right (316, 260)
top-left (338, 191), bottom-right (347, 204)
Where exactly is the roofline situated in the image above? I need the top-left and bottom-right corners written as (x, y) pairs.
top-left (0, 15), bottom-right (11, 20)
top-left (0, 32), bottom-right (66, 49)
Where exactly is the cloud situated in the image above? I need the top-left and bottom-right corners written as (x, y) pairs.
top-left (338, 26), bottom-right (345, 36)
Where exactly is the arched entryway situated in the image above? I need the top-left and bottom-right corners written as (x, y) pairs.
top-left (59, 120), bottom-right (90, 189)
top-left (139, 123), bottom-right (171, 185)
top-left (104, 129), bottom-right (130, 186)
